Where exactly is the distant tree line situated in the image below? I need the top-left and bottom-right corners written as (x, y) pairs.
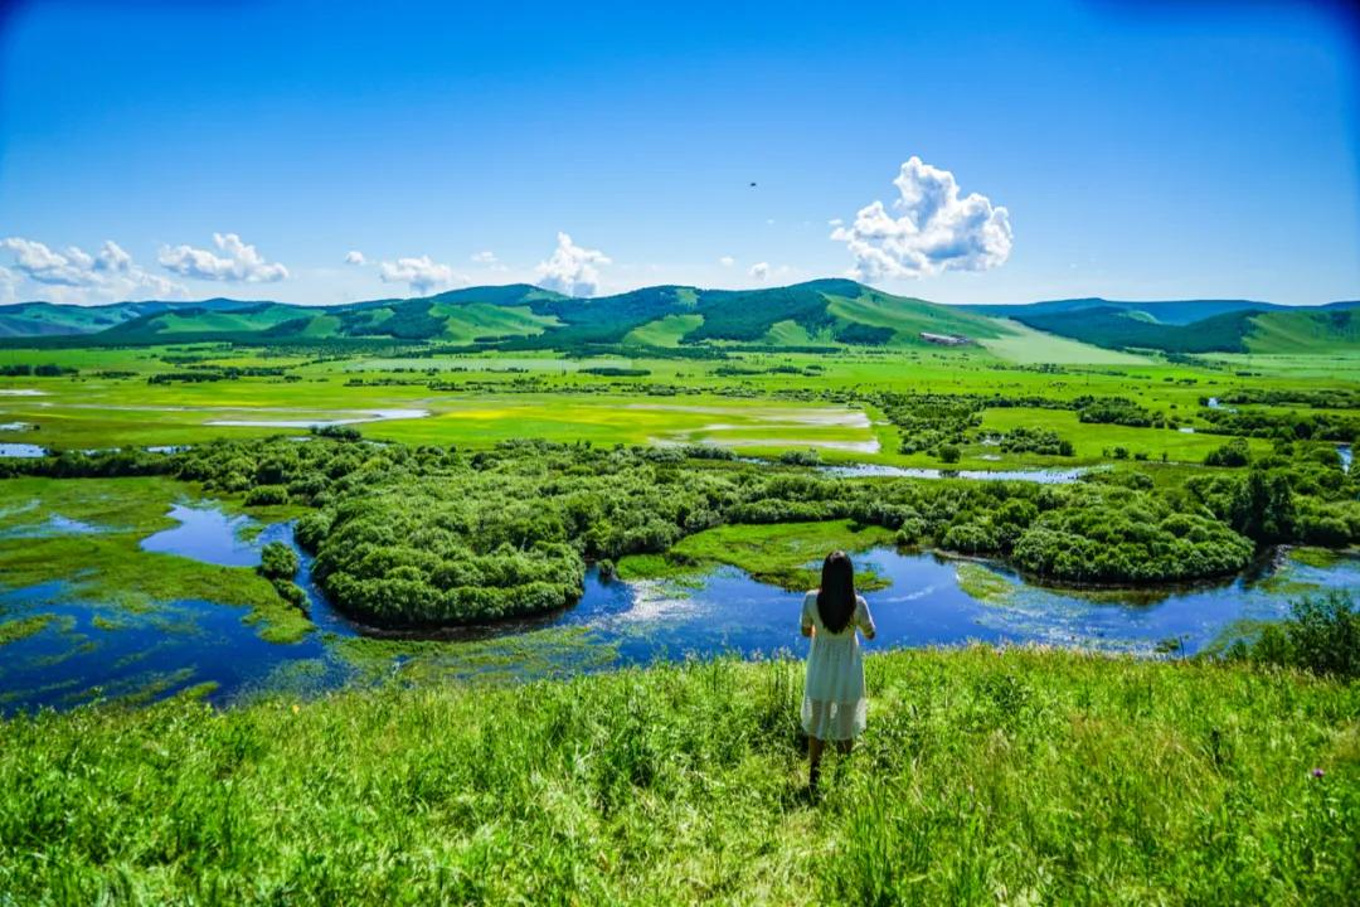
top-left (0, 363), bottom-right (76, 377)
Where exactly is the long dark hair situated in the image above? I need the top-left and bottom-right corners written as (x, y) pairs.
top-left (817, 551), bottom-right (856, 633)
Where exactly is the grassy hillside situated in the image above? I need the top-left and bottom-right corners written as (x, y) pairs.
top-left (1247, 307), bottom-right (1360, 353)
top-left (977, 320), bottom-right (1154, 364)
top-left (1013, 307), bottom-right (1257, 353)
top-left (104, 303), bottom-right (309, 338)
top-left (823, 286), bottom-right (1007, 344)
top-left (622, 312), bottom-right (704, 347)
top-left (1, 648), bottom-right (1354, 903)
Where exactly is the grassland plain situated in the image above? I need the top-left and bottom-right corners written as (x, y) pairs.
top-left (3, 339), bottom-right (1355, 466)
top-left (0, 649), bottom-right (1355, 904)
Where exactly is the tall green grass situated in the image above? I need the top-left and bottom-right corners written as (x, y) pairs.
top-left (1, 648), bottom-right (1356, 904)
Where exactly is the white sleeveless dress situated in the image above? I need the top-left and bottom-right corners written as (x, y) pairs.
top-left (801, 591), bottom-right (876, 741)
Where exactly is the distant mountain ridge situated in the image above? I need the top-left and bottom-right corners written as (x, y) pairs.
top-left (971, 299), bottom-right (1359, 354)
top-left (960, 297), bottom-right (1289, 326)
top-left (1, 282), bottom-right (1355, 355)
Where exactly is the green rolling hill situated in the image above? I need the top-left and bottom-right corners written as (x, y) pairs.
top-left (0, 280), bottom-right (1014, 352)
top-left (1, 282), bottom-right (1353, 356)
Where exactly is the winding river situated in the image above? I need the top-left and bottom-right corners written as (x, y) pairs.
top-left (1, 503), bottom-right (1355, 713)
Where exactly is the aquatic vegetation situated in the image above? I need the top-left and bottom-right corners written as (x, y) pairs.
top-left (331, 626), bottom-right (620, 686)
top-left (954, 562), bottom-right (1015, 605)
top-left (655, 519), bottom-right (895, 591)
top-left (0, 613), bottom-right (63, 646)
top-left (0, 479), bottom-right (312, 643)
top-left (1288, 546), bottom-right (1354, 569)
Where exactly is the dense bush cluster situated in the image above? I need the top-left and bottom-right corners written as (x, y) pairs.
top-left (1203, 437), bottom-right (1251, 467)
top-left (7, 434), bottom-right (1357, 625)
top-left (993, 427), bottom-right (1074, 457)
top-left (876, 393), bottom-right (983, 455)
top-left (1010, 497), bottom-right (1253, 583)
top-left (1075, 396), bottom-right (1157, 427)
top-left (1187, 448), bottom-right (1360, 547)
top-left (1210, 388), bottom-right (1360, 410)
top-left (1198, 407), bottom-right (1359, 443)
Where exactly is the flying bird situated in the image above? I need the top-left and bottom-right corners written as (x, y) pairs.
top-left (749, 181), bottom-right (757, 188)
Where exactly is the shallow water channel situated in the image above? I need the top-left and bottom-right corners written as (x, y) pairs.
top-left (2, 503), bottom-right (1357, 714)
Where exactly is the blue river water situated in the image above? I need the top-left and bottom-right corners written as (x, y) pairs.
top-left (1, 504), bottom-right (1357, 713)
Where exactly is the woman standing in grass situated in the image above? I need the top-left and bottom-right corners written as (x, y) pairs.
top-left (801, 550), bottom-right (876, 793)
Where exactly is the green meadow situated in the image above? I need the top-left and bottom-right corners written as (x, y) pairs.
top-left (0, 649), bottom-right (1355, 904)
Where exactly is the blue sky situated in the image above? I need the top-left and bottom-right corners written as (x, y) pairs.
top-left (1, 0), bottom-right (1357, 305)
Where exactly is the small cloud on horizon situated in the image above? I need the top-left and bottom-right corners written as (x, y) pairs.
top-left (344, 250), bottom-right (366, 266)
top-left (378, 254), bottom-right (464, 295)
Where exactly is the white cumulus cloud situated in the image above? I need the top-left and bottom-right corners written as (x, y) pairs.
top-left (344, 250), bottom-right (367, 266)
top-left (1, 237), bottom-right (185, 301)
top-left (749, 262), bottom-right (769, 281)
top-left (378, 255), bottom-right (464, 295)
top-left (719, 255), bottom-right (735, 267)
top-left (470, 250), bottom-right (498, 264)
top-left (0, 266), bottom-right (18, 303)
top-left (158, 233), bottom-right (289, 283)
top-left (831, 156), bottom-right (1012, 280)
top-left (534, 232), bottom-right (611, 297)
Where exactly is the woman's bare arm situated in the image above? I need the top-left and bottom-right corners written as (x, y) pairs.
top-left (857, 599), bottom-right (877, 640)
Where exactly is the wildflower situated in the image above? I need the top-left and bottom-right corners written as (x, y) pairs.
top-left (292, 704), bottom-right (300, 715)
top-left (1311, 767), bottom-right (1324, 779)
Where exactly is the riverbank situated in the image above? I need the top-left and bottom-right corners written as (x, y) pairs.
top-left (1, 647), bottom-right (1355, 904)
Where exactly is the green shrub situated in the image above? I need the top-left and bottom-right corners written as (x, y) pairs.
top-left (1205, 437), bottom-right (1251, 467)
top-left (257, 541), bottom-right (299, 582)
top-left (245, 484), bottom-right (289, 506)
top-left (1233, 593), bottom-right (1359, 678)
